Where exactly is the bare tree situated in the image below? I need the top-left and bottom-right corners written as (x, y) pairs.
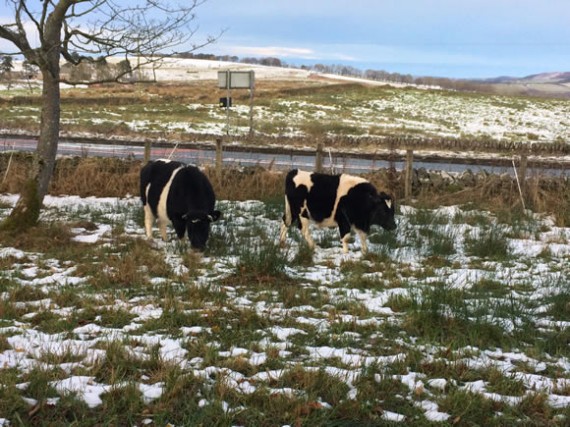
top-left (0, 55), bottom-right (14, 89)
top-left (0, 0), bottom-right (219, 231)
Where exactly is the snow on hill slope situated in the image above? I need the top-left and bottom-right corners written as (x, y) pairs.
top-left (121, 57), bottom-right (421, 88)
top-left (522, 72), bottom-right (570, 84)
top-left (123, 57), bottom-right (314, 82)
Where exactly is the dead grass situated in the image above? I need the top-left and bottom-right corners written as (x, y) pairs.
top-left (52, 157), bottom-right (141, 197)
top-left (0, 152), bottom-right (31, 194)
top-left (0, 221), bottom-right (76, 253)
top-left (205, 165), bottom-right (284, 201)
top-left (1, 154), bottom-right (568, 226)
top-left (414, 173), bottom-right (570, 226)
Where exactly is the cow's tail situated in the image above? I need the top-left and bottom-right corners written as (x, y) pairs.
top-left (140, 161), bottom-right (153, 206)
top-left (280, 196), bottom-right (292, 245)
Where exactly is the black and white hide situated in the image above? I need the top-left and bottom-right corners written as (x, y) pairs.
top-left (140, 159), bottom-right (221, 251)
top-left (280, 169), bottom-right (396, 253)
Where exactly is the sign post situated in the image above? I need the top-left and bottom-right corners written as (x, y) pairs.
top-left (218, 70), bottom-right (255, 137)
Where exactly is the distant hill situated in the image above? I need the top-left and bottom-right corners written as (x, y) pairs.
top-left (484, 72), bottom-right (570, 85)
top-left (478, 71), bottom-right (570, 98)
top-left (521, 72), bottom-right (570, 84)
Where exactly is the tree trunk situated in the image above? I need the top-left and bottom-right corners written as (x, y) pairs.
top-left (36, 69), bottom-right (61, 200)
top-left (1, 42), bottom-right (61, 232)
top-left (1, 69), bottom-right (60, 232)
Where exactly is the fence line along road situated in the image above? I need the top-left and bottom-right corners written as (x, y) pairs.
top-left (1, 135), bottom-right (568, 178)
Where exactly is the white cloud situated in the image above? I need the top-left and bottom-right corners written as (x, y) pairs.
top-left (206, 43), bottom-right (358, 63)
top-left (223, 45), bottom-right (317, 59)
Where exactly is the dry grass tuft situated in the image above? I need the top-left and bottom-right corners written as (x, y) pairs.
top-left (0, 221), bottom-right (75, 253)
top-left (0, 152), bottom-right (32, 194)
top-left (51, 157), bottom-right (141, 197)
top-left (205, 165), bottom-right (284, 201)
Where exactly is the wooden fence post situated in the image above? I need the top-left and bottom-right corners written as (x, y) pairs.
top-left (215, 138), bottom-right (223, 179)
top-left (405, 149), bottom-right (414, 200)
top-left (315, 142), bottom-right (324, 173)
top-left (143, 140), bottom-right (151, 163)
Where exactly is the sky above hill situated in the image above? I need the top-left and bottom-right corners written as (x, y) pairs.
top-left (192, 0), bottom-right (570, 79)
top-left (0, 0), bottom-right (568, 80)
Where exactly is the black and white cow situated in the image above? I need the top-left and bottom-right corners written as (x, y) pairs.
top-left (280, 169), bottom-right (396, 254)
top-left (140, 159), bottom-right (221, 251)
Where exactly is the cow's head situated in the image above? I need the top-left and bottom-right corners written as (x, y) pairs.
top-left (370, 192), bottom-right (397, 231)
top-left (182, 209), bottom-right (222, 251)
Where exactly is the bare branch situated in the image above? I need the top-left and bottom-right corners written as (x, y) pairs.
top-left (1, 0), bottom-right (221, 73)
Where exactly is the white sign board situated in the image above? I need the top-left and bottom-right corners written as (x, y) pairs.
top-left (218, 71), bottom-right (255, 89)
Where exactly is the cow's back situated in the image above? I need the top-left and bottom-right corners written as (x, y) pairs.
top-left (167, 165), bottom-right (216, 215)
top-left (140, 159), bottom-right (184, 215)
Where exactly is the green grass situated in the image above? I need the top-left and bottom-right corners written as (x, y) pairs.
top-left (400, 283), bottom-right (517, 349)
top-left (544, 290), bottom-right (570, 321)
top-left (465, 224), bottom-right (512, 260)
top-left (469, 278), bottom-right (510, 298)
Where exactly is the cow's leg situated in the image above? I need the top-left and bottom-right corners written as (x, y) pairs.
top-left (299, 216), bottom-right (315, 249)
top-left (144, 204), bottom-right (154, 239)
top-left (356, 229), bottom-right (368, 254)
top-left (158, 218), bottom-right (169, 241)
top-left (171, 217), bottom-right (187, 240)
top-left (279, 222), bottom-right (288, 246)
top-left (341, 234), bottom-right (351, 253)
top-left (337, 219), bottom-right (352, 253)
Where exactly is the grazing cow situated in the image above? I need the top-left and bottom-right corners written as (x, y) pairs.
top-left (279, 169), bottom-right (396, 254)
top-left (140, 159), bottom-right (221, 251)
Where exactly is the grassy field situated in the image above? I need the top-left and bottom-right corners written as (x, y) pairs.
top-left (1, 189), bottom-right (570, 425)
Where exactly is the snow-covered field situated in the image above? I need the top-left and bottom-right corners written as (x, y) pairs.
top-left (1, 193), bottom-right (570, 424)
top-left (83, 58), bottom-right (570, 143)
top-left (2, 57), bottom-right (570, 146)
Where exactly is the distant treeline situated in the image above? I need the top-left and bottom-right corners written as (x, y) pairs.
top-left (180, 53), bottom-right (495, 93)
top-left (0, 51), bottom-right (498, 93)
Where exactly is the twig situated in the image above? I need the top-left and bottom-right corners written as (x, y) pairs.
top-left (167, 141), bottom-right (180, 160)
top-left (512, 158), bottom-right (526, 211)
top-left (328, 148), bottom-right (336, 174)
top-left (2, 149), bottom-right (15, 184)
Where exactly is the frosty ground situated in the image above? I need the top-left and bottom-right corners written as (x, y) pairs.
top-left (1, 191), bottom-right (570, 425)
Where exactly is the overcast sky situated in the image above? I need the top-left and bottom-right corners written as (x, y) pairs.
top-left (192, 0), bottom-right (570, 79)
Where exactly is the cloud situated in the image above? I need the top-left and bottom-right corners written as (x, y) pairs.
top-left (206, 42), bottom-right (358, 63)
top-left (222, 45), bottom-right (317, 59)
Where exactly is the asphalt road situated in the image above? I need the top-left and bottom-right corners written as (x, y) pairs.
top-left (1, 135), bottom-right (565, 177)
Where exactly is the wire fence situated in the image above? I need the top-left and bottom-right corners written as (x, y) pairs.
top-left (1, 135), bottom-right (568, 179)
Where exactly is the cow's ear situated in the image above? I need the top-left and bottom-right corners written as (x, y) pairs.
top-left (208, 210), bottom-right (221, 222)
top-left (378, 193), bottom-right (395, 210)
